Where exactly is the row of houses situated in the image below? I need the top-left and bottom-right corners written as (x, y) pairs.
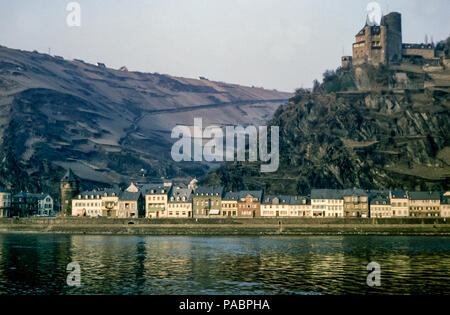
top-left (70, 183), bottom-right (450, 219)
top-left (0, 188), bottom-right (54, 218)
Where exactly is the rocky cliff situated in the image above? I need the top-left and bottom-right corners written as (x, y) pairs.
top-left (202, 56), bottom-right (450, 194)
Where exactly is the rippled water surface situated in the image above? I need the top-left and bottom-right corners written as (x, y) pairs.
top-left (0, 234), bottom-right (449, 295)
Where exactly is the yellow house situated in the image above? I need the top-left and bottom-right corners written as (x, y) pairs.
top-left (101, 189), bottom-right (120, 217)
top-left (221, 192), bottom-right (239, 217)
top-left (143, 184), bottom-right (170, 218)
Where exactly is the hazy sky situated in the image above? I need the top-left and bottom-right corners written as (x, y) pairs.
top-left (0, 0), bottom-right (449, 92)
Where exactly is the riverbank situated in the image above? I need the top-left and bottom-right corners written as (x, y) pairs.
top-left (0, 217), bottom-right (449, 236)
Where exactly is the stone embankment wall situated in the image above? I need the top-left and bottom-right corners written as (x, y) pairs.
top-left (0, 217), bottom-right (449, 236)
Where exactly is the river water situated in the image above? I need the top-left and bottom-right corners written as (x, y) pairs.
top-left (0, 234), bottom-right (449, 295)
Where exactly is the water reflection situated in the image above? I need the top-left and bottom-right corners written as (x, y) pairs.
top-left (0, 234), bottom-right (449, 295)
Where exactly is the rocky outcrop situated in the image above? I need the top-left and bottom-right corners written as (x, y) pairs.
top-left (202, 64), bottom-right (450, 194)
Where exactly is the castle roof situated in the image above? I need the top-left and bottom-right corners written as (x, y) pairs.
top-left (61, 169), bottom-right (77, 182)
top-left (402, 43), bottom-right (434, 50)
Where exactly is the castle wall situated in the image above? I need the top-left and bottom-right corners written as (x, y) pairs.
top-left (403, 48), bottom-right (435, 59)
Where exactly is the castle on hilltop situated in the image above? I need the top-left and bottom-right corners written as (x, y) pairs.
top-left (342, 12), bottom-right (438, 68)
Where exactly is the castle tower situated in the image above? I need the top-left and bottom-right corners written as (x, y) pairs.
top-left (60, 169), bottom-right (80, 216)
top-left (381, 12), bottom-right (403, 63)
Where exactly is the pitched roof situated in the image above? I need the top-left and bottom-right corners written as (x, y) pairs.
top-left (119, 191), bottom-right (141, 201)
top-left (370, 194), bottom-right (390, 205)
top-left (409, 191), bottom-right (441, 201)
top-left (341, 189), bottom-right (368, 197)
top-left (223, 192), bottom-right (241, 201)
top-left (141, 184), bottom-right (170, 195)
top-left (169, 188), bottom-right (192, 202)
top-left (194, 186), bottom-right (224, 197)
top-left (311, 189), bottom-right (345, 199)
top-left (262, 195), bottom-right (291, 205)
top-left (289, 196), bottom-right (311, 205)
top-left (0, 187), bottom-right (9, 193)
top-left (391, 190), bottom-right (408, 199)
top-left (13, 192), bottom-right (50, 199)
top-left (238, 191), bottom-right (263, 201)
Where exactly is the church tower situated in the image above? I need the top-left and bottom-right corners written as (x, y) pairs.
top-left (60, 169), bottom-right (80, 216)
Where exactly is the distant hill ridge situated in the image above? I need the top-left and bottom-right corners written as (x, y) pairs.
top-left (0, 45), bottom-right (292, 198)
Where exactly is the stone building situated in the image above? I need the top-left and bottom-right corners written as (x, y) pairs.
top-left (60, 169), bottom-right (80, 216)
top-left (352, 12), bottom-right (402, 65)
top-left (347, 11), bottom-right (436, 67)
top-left (221, 192), bottom-right (240, 217)
top-left (343, 189), bottom-right (369, 218)
top-left (118, 191), bottom-right (144, 218)
top-left (390, 190), bottom-right (409, 217)
top-left (341, 56), bottom-right (353, 68)
top-left (237, 191), bottom-right (263, 218)
top-left (369, 193), bottom-right (392, 218)
top-left (192, 186), bottom-right (223, 218)
top-left (0, 187), bottom-right (11, 218)
top-left (402, 43), bottom-right (435, 60)
top-left (143, 184), bottom-right (171, 218)
top-left (167, 187), bottom-right (193, 218)
top-left (311, 189), bottom-right (344, 218)
top-left (409, 191), bottom-right (441, 218)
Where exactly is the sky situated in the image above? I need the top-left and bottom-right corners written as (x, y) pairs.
top-left (0, 0), bottom-right (449, 92)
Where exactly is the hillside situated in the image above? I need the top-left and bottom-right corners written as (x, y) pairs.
top-left (201, 54), bottom-right (450, 194)
top-left (0, 45), bottom-right (292, 196)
